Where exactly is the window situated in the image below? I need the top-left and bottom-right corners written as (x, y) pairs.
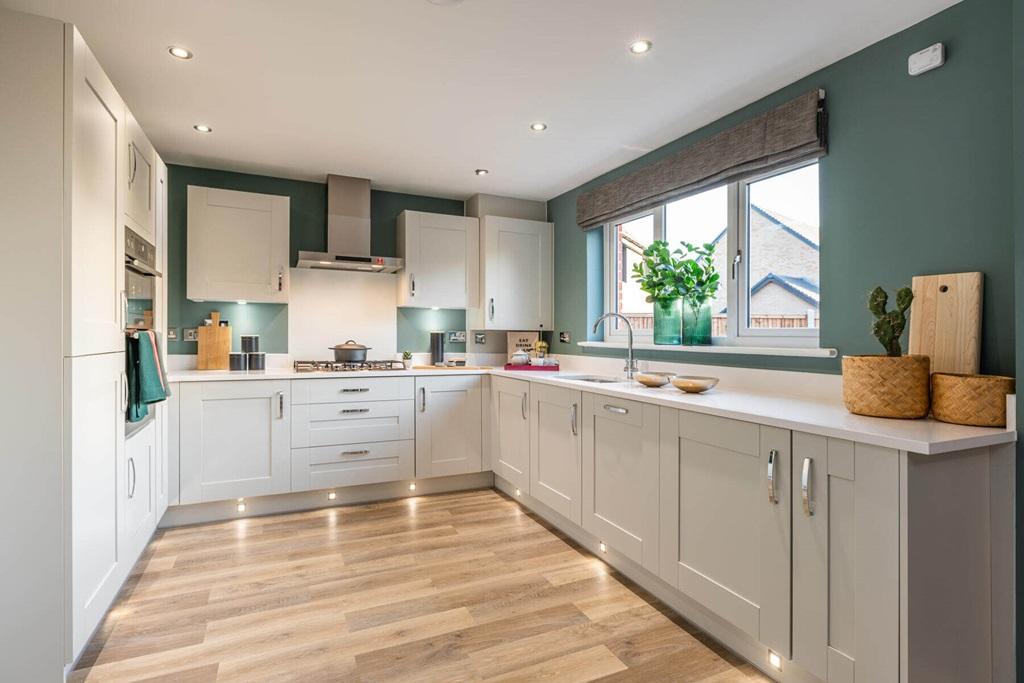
top-left (604, 161), bottom-right (820, 345)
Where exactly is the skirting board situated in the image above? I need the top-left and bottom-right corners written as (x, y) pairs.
top-left (493, 475), bottom-right (825, 683)
top-left (160, 471), bottom-right (494, 527)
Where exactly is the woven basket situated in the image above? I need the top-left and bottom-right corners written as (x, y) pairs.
top-left (842, 355), bottom-right (930, 419)
top-left (931, 373), bottom-right (1015, 427)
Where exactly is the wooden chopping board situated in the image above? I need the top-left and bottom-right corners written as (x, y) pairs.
top-left (907, 272), bottom-right (983, 374)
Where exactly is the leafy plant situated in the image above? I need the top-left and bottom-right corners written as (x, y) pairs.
top-left (677, 241), bottom-right (720, 316)
top-left (401, 350), bottom-right (412, 361)
top-left (867, 286), bottom-right (913, 357)
top-left (630, 240), bottom-right (721, 309)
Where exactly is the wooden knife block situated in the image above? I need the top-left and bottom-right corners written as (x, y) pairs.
top-left (197, 311), bottom-right (231, 370)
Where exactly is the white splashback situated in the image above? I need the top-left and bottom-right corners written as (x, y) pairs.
top-left (287, 267), bottom-right (398, 360)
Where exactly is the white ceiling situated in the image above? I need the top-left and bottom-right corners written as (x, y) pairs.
top-left (4, 0), bottom-right (959, 201)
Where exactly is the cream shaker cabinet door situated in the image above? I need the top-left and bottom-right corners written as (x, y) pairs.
top-left (666, 411), bottom-right (792, 658)
top-left (179, 380), bottom-right (291, 503)
top-left (481, 216), bottom-right (553, 330)
top-left (529, 382), bottom-right (582, 524)
top-left (67, 30), bottom-right (126, 357)
top-left (124, 419), bottom-right (156, 561)
top-left (792, 433), bottom-right (899, 683)
top-left (124, 107), bottom-right (155, 243)
top-left (186, 186), bottom-right (290, 303)
top-left (397, 211), bottom-right (479, 309)
top-left (415, 376), bottom-right (482, 478)
top-left (491, 375), bottom-right (530, 490)
top-left (68, 352), bottom-right (126, 658)
top-left (581, 393), bottom-right (660, 572)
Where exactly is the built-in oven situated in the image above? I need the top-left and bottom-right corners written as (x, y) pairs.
top-left (125, 227), bottom-right (162, 437)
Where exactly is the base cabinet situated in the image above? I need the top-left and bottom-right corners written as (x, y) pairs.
top-left (491, 376), bottom-right (530, 490)
top-left (581, 393), bottom-right (660, 572)
top-left (792, 433), bottom-right (899, 683)
top-left (662, 411), bottom-right (792, 657)
top-left (292, 441), bottom-right (415, 491)
top-left (179, 380), bottom-right (291, 503)
top-left (415, 376), bottom-right (482, 477)
top-left (124, 420), bottom-right (156, 562)
top-left (529, 383), bottom-right (582, 524)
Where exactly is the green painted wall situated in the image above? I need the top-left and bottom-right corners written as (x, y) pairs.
top-left (1011, 0), bottom-right (1023, 672)
top-left (548, 0), bottom-right (1014, 376)
top-left (166, 166), bottom-right (466, 354)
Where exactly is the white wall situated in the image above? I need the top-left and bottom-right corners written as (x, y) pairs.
top-left (0, 9), bottom-right (67, 681)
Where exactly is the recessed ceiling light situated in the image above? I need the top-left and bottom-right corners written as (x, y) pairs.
top-left (474, 168), bottom-right (489, 176)
top-left (629, 39), bottom-right (653, 55)
top-left (193, 124), bottom-right (213, 133)
top-left (530, 122), bottom-right (548, 132)
top-left (168, 46), bottom-right (193, 60)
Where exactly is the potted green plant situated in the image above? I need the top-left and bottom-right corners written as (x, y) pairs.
top-left (677, 241), bottom-right (720, 345)
top-left (841, 286), bottom-right (930, 418)
top-left (631, 241), bottom-right (687, 344)
top-left (401, 350), bottom-right (413, 369)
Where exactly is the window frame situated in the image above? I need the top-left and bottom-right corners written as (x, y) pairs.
top-left (602, 160), bottom-right (820, 348)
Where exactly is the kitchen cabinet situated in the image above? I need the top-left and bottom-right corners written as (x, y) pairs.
top-left (397, 211), bottom-right (479, 309)
top-left (292, 441), bottom-right (415, 491)
top-left (661, 411), bottom-right (791, 658)
top-left (490, 375), bottom-right (530, 491)
top-left (581, 393), bottom-right (660, 572)
top-left (791, 433), bottom-right (899, 683)
top-left (68, 352), bottom-right (126, 657)
top-left (529, 383), bottom-right (582, 524)
top-left (415, 375), bottom-right (482, 478)
top-left (67, 29), bottom-right (126, 357)
top-left (124, 107), bottom-right (155, 244)
top-left (469, 215), bottom-right (553, 330)
top-left (186, 186), bottom-right (290, 303)
top-left (124, 420), bottom-right (156, 562)
top-left (179, 380), bottom-right (291, 503)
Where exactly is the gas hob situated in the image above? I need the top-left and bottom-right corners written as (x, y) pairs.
top-left (292, 360), bottom-right (406, 373)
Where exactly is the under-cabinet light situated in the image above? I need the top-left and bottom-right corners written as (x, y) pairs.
top-left (236, 498), bottom-right (246, 513)
top-left (409, 482), bottom-right (417, 491)
top-left (327, 491), bottom-right (337, 501)
top-left (599, 542), bottom-right (607, 553)
top-left (515, 488), bottom-right (521, 497)
top-left (768, 651), bottom-right (782, 670)
top-left (236, 300), bottom-right (247, 305)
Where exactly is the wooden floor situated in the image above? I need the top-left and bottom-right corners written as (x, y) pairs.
top-left (73, 489), bottom-right (772, 682)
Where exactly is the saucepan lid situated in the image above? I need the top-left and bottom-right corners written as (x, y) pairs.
top-left (328, 339), bottom-right (371, 350)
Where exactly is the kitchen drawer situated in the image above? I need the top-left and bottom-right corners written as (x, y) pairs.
top-left (292, 399), bottom-right (414, 447)
top-left (292, 377), bottom-right (415, 405)
top-left (292, 440), bottom-right (415, 491)
top-left (589, 395), bottom-right (644, 428)
top-left (679, 410), bottom-right (759, 455)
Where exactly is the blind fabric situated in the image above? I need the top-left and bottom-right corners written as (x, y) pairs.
top-left (576, 89), bottom-right (827, 230)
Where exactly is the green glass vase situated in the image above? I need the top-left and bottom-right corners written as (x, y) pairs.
top-left (653, 298), bottom-right (683, 345)
top-left (683, 301), bottom-right (712, 345)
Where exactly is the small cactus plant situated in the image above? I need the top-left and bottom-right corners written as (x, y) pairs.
top-left (867, 286), bottom-right (913, 357)
top-left (401, 350), bottom-right (412, 361)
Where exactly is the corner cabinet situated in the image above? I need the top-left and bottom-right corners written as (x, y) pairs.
top-left (179, 380), bottom-right (291, 503)
top-left (469, 216), bottom-right (553, 330)
top-left (491, 375), bottom-right (530, 491)
top-left (415, 375), bottom-right (483, 477)
top-left (397, 211), bottom-right (479, 309)
top-left (529, 383), bottom-right (582, 524)
top-left (186, 186), bottom-right (290, 303)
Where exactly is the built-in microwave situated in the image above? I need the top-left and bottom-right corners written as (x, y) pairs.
top-left (125, 227), bottom-right (161, 332)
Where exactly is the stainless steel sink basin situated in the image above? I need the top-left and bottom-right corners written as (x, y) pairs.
top-left (559, 375), bottom-right (621, 383)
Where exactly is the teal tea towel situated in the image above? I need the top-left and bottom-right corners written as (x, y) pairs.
top-left (137, 330), bottom-right (170, 404)
top-left (126, 335), bottom-right (148, 422)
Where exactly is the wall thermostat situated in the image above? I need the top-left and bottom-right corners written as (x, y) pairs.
top-left (908, 43), bottom-right (944, 76)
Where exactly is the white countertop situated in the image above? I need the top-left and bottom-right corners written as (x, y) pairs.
top-left (166, 366), bottom-right (1016, 455)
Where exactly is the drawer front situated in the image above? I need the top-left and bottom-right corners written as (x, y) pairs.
top-left (679, 410), bottom-right (759, 455)
top-left (292, 377), bottom-right (415, 405)
top-left (292, 400), bottom-right (414, 447)
top-left (590, 395), bottom-right (644, 428)
top-left (291, 440), bottom-right (415, 491)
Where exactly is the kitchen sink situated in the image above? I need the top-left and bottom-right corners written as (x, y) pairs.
top-left (559, 375), bottom-right (622, 383)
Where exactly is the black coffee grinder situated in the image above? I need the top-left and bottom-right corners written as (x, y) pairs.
top-left (429, 331), bottom-right (445, 366)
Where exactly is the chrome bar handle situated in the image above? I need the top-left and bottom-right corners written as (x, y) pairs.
top-left (121, 290), bottom-right (128, 331)
top-left (278, 269), bottom-right (284, 292)
top-left (410, 274), bottom-right (415, 297)
top-left (340, 387), bottom-right (370, 393)
top-left (120, 371), bottom-right (129, 413)
top-left (570, 403), bottom-right (578, 436)
top-left (420, 386), bottom-right (427, 412)
top-left (521, 393), bottom-right (527, 420)
top-left (603, 404), bottom-right (628, 415)
top-left (340, 408), bottom-right (370, 414)
top-left (802, 457), bottom-right (814, 516)
top-left (767, 449), bottom-right (778, 504)
top-left (489, 298), bottom-right (495, 321)
top-left (127, 457), bottom-right (136, 499)
top-left (277, 391), bottom-right (284, 419)
top-left (342, 449), bottom-right (371, 456)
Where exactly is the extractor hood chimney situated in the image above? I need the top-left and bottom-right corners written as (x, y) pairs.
top-left (296, 174), bottom-right (402, 273)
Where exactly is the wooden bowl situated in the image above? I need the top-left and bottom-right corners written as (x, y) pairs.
top-left (635, 371), bottom-right (675, 388)
top-left (671, 376), bottom-right (719, 394)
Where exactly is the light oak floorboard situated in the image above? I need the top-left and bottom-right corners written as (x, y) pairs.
top-left (73, 489), bottom-right (771, 682)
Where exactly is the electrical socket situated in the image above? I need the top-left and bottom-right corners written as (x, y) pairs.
top-left (166, 328), bottom-right (178, 341)
top-left (447, 331), bottom-right (467, 343)
top-left (559, 331), bottom-right (571, 343)
top-left (183, 327), bottom-right (198, 342)
top-left (474, 332), bottom-right (487, 344)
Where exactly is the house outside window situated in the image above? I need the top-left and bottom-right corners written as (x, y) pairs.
top-left (604, 161), bottom-right (819, 346)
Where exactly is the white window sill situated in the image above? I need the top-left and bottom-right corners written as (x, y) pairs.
top-left (577, 340), bottom-right (838, 358)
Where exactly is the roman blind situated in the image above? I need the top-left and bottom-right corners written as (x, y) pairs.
top-left (576, 89), bottom-right (827, 230)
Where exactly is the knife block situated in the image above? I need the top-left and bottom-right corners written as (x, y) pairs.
top-left (197, 311), bottom-right (231, 370)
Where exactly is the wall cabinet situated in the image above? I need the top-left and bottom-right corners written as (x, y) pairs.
top-left (68, 352), bottom-right (126, 657)
top-left (397, 211), bottom-right (479, 309)
top-left (415, 376), bottom-right (482, 477)
top-left (67, 30), bottom-right (126, 357)
top-left (581, 393), bottom-right (660, 572)
top-left (179, 380), bottom-right (291, 503)
top-left (186, 186), bottom-right (290, 303)
top-left (792, 433), bottom-right (899, 683)
top-left (660, 411), bottom-right (792, 658)
top-left (491, 375), bottom-right (530, 491)
top-left (124, 108), bottom-right (155, 244)
top-left (124, 420), bottom-right (156, 562)
top-left (469, 216), bottom-right (553, 330)
top-left (529, 383), bottom-right (582, 524)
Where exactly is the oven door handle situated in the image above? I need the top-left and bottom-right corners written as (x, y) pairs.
top-left (126, 258), bottom-right (162, 278)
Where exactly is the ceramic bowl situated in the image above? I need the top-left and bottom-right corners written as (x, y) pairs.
top-left (635, 371), bottom-right (675, 388)
top-left (671, 375), bottom-right (720, 394)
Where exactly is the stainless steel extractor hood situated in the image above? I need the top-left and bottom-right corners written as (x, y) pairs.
top-left (296, 174), bottom-right (402, 273)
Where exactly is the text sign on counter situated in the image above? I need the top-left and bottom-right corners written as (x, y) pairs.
top-left (507, 331), bottom-right (539, 362)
